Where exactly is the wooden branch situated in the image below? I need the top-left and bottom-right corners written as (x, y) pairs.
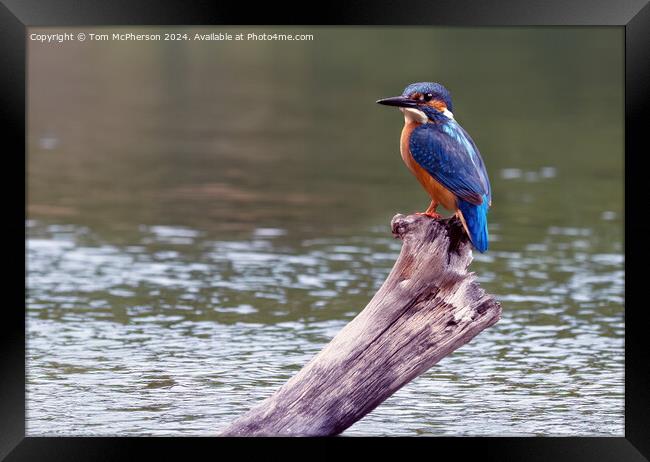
top-left (221, 213), bottom-right (501, 437)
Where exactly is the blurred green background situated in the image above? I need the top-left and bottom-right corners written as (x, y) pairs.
top-left (27, 27), bottom-right (623, 436)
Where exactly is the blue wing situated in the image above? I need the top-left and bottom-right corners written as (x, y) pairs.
top-left (409, 120), bottom-right (491, 206)
top-left (409, 119), bottom-right (491, 252)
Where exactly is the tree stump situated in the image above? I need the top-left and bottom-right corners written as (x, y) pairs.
top-left (221, 213), bottom-right (501, 436)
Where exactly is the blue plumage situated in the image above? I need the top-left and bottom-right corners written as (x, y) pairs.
top-left (458, 196), bottom-right (489, 253)
top-left (408, 117), bottom-right (491, 253)
top-left (402, 82), bottom-right (453, 112)
top-left (376, 81), bottom-right (492, 252)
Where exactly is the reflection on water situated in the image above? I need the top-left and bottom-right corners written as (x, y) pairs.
top-left (27, 26), bottom-right (623, 436)
top-left (27, 220), bottom-right (623, 436)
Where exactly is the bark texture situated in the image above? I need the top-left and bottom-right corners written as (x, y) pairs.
top-left (221, 213), bottom-right (501, 436)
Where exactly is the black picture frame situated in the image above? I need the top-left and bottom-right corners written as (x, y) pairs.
top-left (3, 0), bottom-right (648, 459)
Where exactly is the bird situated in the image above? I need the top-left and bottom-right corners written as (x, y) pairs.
top-left (377, 82), bottom-right (492, 253)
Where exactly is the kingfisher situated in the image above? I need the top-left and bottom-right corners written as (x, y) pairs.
top-left (377, 82), bottom-right (492, 253)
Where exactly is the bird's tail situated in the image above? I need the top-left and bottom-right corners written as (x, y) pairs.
top-left (457, 195), bottom-right (489, 253)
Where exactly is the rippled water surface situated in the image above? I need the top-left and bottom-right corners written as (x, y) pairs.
top-left (27, 27), bottom-right (624, 436)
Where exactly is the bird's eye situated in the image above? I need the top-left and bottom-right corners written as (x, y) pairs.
top-left (423, 93), bottom-right (433, 102)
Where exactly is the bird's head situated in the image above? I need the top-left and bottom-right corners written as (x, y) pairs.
top-left (377, 82), bottom-right (454, 123)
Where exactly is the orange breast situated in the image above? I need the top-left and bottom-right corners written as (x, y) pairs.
top-left (400, 121), bottom-right (458, 211)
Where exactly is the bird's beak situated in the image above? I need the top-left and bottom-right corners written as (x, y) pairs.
top-left (376, 96), bottom-right (418, 108)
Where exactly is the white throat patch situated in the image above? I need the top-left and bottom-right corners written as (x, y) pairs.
top-left (400, 107), bottom-right (455, 123)
top-left (400, 107), bottom-right (428, 124)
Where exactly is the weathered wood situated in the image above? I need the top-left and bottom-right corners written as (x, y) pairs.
top-left (221, 213), bottom-right (501, 436)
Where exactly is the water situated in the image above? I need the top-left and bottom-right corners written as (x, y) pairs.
top-left (26, 26), bottom-right (624, 436)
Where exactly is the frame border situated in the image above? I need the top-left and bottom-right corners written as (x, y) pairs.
top-left (3, 0), bottom-right (647, 459)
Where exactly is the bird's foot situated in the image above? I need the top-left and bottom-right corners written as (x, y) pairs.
top-left (415, 211), bottom-right (443, 219)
